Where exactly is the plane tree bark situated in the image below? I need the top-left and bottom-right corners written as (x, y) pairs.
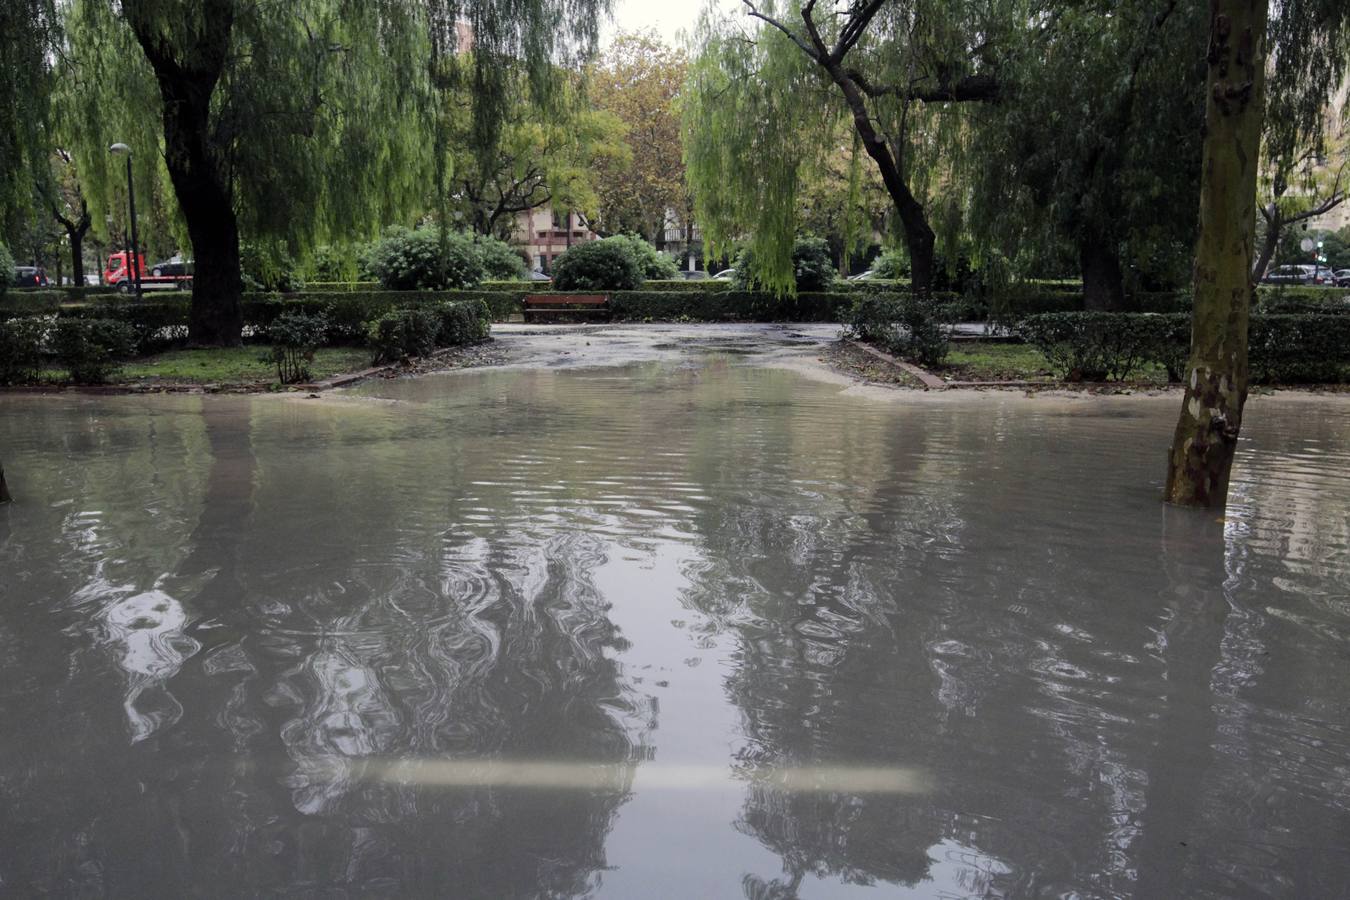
top-left (1164, 0), bottom-right (1268, 507)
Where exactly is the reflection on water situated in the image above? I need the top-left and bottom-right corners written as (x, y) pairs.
top-left (1, 367), bottom-right (1349, 897)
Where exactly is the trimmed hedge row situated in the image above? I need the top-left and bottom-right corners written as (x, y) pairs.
top-left (0, 297), bottom-right (491, 385)
top-left (0, 317), bottom-right (137, 384)
top-left (1017, 312), bottom-right (1350, 383)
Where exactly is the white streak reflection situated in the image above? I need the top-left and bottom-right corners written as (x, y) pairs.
top-left (370, 759), bottom-right (932, 794)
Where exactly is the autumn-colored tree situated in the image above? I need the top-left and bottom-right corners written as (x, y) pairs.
top-left (587, 31), bottom-right (689, 247)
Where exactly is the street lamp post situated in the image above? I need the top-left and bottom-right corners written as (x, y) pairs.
top-left (108, 143), bottom-right (141, 297)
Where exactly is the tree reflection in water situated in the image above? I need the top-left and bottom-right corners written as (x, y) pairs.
top-left (3, 400), bottom-right (650, 897)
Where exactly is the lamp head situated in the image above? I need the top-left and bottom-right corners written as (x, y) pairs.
top-left (108, 143), bottom-right (131, 156)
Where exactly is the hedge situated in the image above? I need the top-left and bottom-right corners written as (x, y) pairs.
top-left (845, 294), bottom-right (950, 366)
top-left (1018, 312), bottom-right (1350, 383)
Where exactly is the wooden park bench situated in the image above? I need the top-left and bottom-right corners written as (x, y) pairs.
top-left (523, 293), bottom-right (610, 322)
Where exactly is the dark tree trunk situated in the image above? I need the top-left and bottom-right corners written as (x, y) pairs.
top-left (0, 461), bottom-right (11, 503)
top-left (128, 0), bottom-right (242, 346)
top-left (1080, 233), bottom-right (1127, 311)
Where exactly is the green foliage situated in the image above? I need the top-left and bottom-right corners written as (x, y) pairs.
top-left (305, 245), bottom-right (360, 282)
top-left (51, 317), bottom-right (135, 383)
top-left (265, 311), bottom-right (329, 383)
top-left (551, 238), bottom-right (643, 291)
top-left (608, 234), bottom-right (681, 280)
top-left (1016, 311), bottom-right (1350, 384)
top-left (0, 0), bottom-right (58, 234)
top-left (871, 249), bottom-right (909, 280)
top-left (0, 242), bottom-right (11, 298)
top-left (367, 227), bottom-right (486, 291)
top-left (1017, 312), bottom-right (1188, 381)
top-left (1249, 315), bottom-right (1350, 383)
top-left (0, 317), bottom-right (47, 384)
top-left (474, 235), bottom-right (528, 280)
top-left (241, 241), bottom-right (305, 293)
top-left (367, 308), bottom-right (441, 364)
top-left (845, 295), bottom-right (950, 367)
top-left (733, 236), bottom-right (837, 293)
top-left (433, 300), bottom-right (491, 345)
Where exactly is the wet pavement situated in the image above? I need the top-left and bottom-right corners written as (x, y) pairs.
top-left (1, 342), bottom-right (1349, 898)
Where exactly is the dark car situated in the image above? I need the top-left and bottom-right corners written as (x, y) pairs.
top-left (12, 266), bottom-right (49, 287)
top-left (150, 256), bottom-right (193, 277)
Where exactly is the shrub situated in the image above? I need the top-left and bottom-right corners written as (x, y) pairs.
top-left (266, 311), bottom-right (329, 383)
top-left (474, 235), bottom-right (528, 280)
top-left (870, 248), bottom-right (909, 279)
top-left (734, 236), bottom-right (838, 292)
top-left (52, 318), bottom-right (136, 383)
top-left (367, 307), bottom-right (440, 364)
top-left (608, 234), bottom-right (681, 280)
top-left (366, 226), bottom-right (485, 290)
top-left (73, 298), bottom-right (192, 353)
top-left (433, 300), bottom-right (490, 346)
top-left (846, 294), bottom-right (950, 367)
top-left (551, 238), bottom-right (643, 291)
top-left (0, 316), bottom-right (46, 383)
top-left (1016, 312), bottom-right (1178, 381)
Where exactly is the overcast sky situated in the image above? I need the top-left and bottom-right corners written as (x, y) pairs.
top-left (602, 0), bottom-right (743, 47)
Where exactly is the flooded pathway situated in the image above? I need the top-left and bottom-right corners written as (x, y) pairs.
top-left (1, 342), bottom-right (1349, 897)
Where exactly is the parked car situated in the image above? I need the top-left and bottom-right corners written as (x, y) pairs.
top-left (11, 266), bottom-right (49, 287)
top-left (848, 269), bottom-right (880, 281)
top-left (1334, 269), bottom-right (1350, 287)
top-left (682, 270), bottom-right (711, 280)
top-left (150, 255), bottom-right (193, 277)
top-left (528, 269), bottom-right (552, 283)
top-left (712, 268), bottom-right (736, 281)
top-left (1263, 264), bottom-right (1316, 285)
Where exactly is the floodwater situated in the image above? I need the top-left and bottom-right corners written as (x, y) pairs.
top-left (1, 346), bottom-right (1349, 898)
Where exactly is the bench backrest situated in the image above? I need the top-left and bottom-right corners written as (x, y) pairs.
top-left (524, 294), bottom-right (608, 306)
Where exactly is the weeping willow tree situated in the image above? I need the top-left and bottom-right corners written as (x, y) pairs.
top-left (1164, 0), bottom-right (1350, 508)
top-left (683, 0), bottom-right (1008, 295)
top-left (0, 0), bottom-right (59, 236)
top-left (967, 1), bottom-right (1209, 308)
top-left (65, 0), bottom-right (605, 345)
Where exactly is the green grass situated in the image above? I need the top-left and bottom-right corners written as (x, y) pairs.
top-left (940, 342), bottom-right (1056, 382)
top-left (117, 345), bottom-right (372, 384)
top-left (940, 341), bottom-right (1173, 383)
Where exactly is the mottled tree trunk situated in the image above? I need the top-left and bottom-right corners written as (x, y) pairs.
top-left (1080, 232), bottom-right (1127, 311)
top-left (1163, 0), bottom-right (1267, 508)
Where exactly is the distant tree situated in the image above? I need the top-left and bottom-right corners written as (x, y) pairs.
top-left (0, 0), bottom-right (59, 235)
top-left (1252, 130), bottom-right (1347, 280)
top-left (685, 0), bottom-right (1003, 295)
top-left (449, 72), bottom-right (627, 241)
top-left (63, 0), bottom-right (604, 346)
top-left (972, 1), bottom-right (1208, 308)
top-left (587, 31), bottom-right (689, 245)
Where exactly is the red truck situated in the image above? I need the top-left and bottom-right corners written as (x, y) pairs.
top-left (104, 251), bottom-right (193, 292)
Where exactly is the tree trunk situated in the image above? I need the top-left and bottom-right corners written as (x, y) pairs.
top-left (1080, 232), bottom-right (1127, 310)
top-left (1252, 204), bottom-right (1281, 283)
top-left (1163, 0), bottom-right (1267, 508)
top-left (0, 460), bottom-right (11, 503)
top-left (69, 228), bottom-right (85, 287)
top-left (129, 1), bottom-right (241, 346)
